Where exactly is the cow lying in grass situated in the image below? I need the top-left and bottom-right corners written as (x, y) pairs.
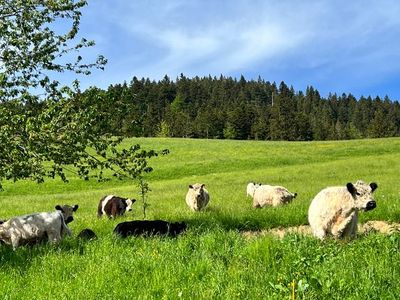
top-left (253, 185), bottom-right (297, 208)
top-left (0, 204), bottom-right (78, 250)
top-left (114, 220), bottom-right (187, 238)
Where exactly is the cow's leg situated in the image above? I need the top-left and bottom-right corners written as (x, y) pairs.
top-left (11, 235), bottom-right (20, 250)
top-left (62, 226), bottom-right (72, 237)
top-left (332, 213), bottom-right (356, 238)
top-left (272, 196), bottom-right (281, 207)
top-left (111, 205), bottom-right (118, 218)
top-left (312, 227), bottom-right (327, 240)
top-left (47, 229), bottom-right (61, 245)
top-left (252, 198), bottom-right (260, 208)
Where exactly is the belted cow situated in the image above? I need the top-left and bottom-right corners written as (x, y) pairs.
top-left (97, 195), bottom-right (136, 219)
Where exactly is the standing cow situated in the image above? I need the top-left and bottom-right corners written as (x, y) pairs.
top-left (308, 180), bottom-right (378, 240)
top-left (186, 183), bottom-right (210, 211)
top-left (97, 195), bottom-right (136, 219)
top-left (0, 204), bottom-right (78, 250)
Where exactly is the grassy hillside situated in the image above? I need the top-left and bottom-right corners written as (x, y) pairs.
top-left (1, 137), bottom-right (400, 299)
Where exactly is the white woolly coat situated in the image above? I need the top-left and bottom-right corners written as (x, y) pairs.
top-left (253, 185), bottom-right (296, 208)
top-left (186, 183), bottom-right (210, 211)
top-left (308, 181), bottom-right (377, 240)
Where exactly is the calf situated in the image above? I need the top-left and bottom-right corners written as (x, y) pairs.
top-left (97, 195), bottom-right (136, 219)
top-left (114, 220), bottom-right (187, 238)
top-left (0, 204), bottom-right (78, 250)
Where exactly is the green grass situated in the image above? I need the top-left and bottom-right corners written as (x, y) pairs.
top-left (1, 137), bottom-right (400, 299)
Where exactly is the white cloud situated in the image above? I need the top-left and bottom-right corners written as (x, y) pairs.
top-left (75, 0), bottom-right (400, 98)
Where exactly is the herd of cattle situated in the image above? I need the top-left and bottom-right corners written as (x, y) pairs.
top-left (0, 179), bottom-right (378, 249)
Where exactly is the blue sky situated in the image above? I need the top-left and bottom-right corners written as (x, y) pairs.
top-left (67, 0), bottom-right (400, 100)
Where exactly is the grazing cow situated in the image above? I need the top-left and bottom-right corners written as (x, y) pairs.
top-left (246, 182), bottom-right (262, 198)
top-left (97, 195), bottom-right (136, 219)
top-left (186, 183), bottom-right (210, 211)
top-left (0, 204), bottom-right (78, 250)
top-left (77, 228), bottom-right (97, 240)
top-left (253, 185), bottom-right (297, 208)
top-left (114, 220), bottom-right (187, 238)
top-left (308, 180), bottom-right (378, 240)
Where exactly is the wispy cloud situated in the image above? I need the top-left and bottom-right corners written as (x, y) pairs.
top-left (74, 0), bottom-right (400, 98)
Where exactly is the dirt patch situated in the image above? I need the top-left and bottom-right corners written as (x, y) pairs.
top-left (242, 225), bottom-right (312, 239)
top-left (359, 220), bottom-right (400, 235)
top-left (242, 221), bottom-right (400, 239)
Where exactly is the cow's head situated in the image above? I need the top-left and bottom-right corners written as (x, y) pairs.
top-left (125, 198), bottom-right (136, 212)
top-left (55, 204), bottom-right (79, 224)
top-left (170, 221), bottom-right (187, 236)
top-left (347, 180), bottom-right (378, 211)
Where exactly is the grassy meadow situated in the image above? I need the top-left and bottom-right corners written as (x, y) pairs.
top-left (1, 137), bottom-right (400, 299)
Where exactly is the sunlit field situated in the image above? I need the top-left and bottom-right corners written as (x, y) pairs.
top-left (1, 137), bottom-right (400, 299)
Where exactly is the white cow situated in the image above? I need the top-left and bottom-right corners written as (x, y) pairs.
top-left (0, 205), bottom-right (78, 250)
top-left (253, 185), bottom-right (297, 208)
top-left (308, 180), bottom-right (378, 240)
top-left (186, 183), bottom-right (210, 211)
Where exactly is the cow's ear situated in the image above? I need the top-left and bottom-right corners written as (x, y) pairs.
top-left (73, 205), bottom-right (79, 212)
top-left (132, 199), bottom-right (137, 203)
top-left (370, 182), bottom-right (378, 192)
top-left (55, 205), bottom-right (64, 212)
top-left (189, 185), bottom-right (193, 189)
top-left (346, 183), bottom-right (356, 195)
top-left (201, 184), bottom-right (205, 188)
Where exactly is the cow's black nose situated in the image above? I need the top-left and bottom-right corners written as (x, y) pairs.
top-left (366, 201), bottom-right (376, 211)
top-left (65, 216), bottom-right (74, 224)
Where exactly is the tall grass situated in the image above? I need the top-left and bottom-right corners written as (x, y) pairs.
top-left (1, 137), bottom-right (400, 299)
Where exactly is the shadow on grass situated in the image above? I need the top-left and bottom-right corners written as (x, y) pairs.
top-left (0, 237), bottom-right (97, 272)
top-left (181, 205), bottom-right (308, 232)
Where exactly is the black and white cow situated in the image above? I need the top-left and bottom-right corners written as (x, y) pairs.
top-left (0, 204), bottom-right (78, 250)
top-left (97, 195), bottom-right (136, 219)
top-left (113, 220), bottom-right (187, 238)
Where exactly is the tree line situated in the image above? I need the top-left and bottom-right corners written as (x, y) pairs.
top-left (81, 74), bottom-right (400, 141)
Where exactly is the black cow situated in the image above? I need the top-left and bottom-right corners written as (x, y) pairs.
top-left (113, 220), bottom-right (187, 238)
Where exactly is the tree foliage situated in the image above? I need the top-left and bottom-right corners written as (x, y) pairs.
top-left (0, 0), bottom-right (167, 191)
top-left (82, 75), bottom-right (400, 141)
